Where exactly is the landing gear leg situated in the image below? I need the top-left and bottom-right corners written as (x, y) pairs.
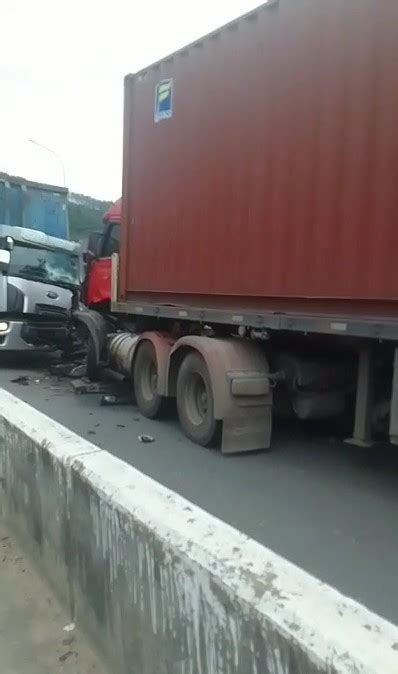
top-left (346, 346), bottom-right (375, 447)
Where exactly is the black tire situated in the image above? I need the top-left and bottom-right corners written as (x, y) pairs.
top-left (86, 332), bottom-right (100, 381)
top-left (177, 352), bottom-right (220, 447)
top-left (133, 341), bottom-right (164, 419)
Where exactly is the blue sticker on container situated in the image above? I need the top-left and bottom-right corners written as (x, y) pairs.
top-left (154, 79), bottom-right (173, 123)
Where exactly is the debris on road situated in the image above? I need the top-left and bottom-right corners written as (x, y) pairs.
top-left (50, 363), bottom-right (77, 376)
top-left (10, 375), bottom-right (30, 386)
top-left (50, 362), bottom-right (87, 379)
top-left (101, 395), bottom-right (117, 405)
top-left (139, 434), bottom-right (155, 443)
top-left (100, 393), bottom-right (131, 406)
top-left (69, 363), bottom-right (87, 378)
top-left (71, 379), bottom-right (112, 395)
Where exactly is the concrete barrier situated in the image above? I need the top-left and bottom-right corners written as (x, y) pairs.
top-left (0, 387), bottom-right (397, 674)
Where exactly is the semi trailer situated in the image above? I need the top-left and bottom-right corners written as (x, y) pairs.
top-left (75, 0), bottom-right (398, 453)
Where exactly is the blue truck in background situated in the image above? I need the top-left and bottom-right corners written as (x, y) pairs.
top-left (0, 172), bottom-right (69, 240)
top-left (0, 173), bottom-right (82, 353)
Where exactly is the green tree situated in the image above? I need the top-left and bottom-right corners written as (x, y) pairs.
top-left (68, 194), bottom-right (112, 244)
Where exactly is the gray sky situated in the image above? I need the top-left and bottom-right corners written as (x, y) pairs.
top-left (1, 1), bottom-right (260, 200)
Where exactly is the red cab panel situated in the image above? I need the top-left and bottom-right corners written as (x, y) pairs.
top-left (103, 198), bottom-right (122, 225)
top-left (86, 258), bottom-right (112, 306)
top-left (85, 198), bottom-right (121, 306)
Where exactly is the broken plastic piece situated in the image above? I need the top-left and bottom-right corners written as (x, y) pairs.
top-left (138, 434), bottom-right (155, 443)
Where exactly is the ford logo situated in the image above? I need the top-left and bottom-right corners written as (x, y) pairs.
top-left (47, 291), bottom-right (59, 300)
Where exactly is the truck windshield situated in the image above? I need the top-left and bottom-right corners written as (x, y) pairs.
top-left (8, 243), bottom-right (80, 289)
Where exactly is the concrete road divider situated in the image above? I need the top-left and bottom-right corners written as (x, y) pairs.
top-left (0, 387), bottom-right (397, 674)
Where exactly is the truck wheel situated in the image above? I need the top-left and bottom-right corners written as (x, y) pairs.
top-left (177, 352), bottom-right (220, 447)
top-left (134, 341), bottom-right (164, 418)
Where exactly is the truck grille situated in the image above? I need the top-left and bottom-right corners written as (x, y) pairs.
top-left (35, 303), bottom-right (69, 321)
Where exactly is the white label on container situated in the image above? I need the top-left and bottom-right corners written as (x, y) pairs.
top-left (154, 79), bottom-right (173, 123)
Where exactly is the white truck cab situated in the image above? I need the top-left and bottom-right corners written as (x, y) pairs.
top-left (0, 225), bottom-right (82, 352)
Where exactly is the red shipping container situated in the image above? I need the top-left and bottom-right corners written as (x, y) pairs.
top-left (120, 0), bottom-right (398, 318)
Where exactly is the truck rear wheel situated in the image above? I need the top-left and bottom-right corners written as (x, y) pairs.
top-left (177, 352), bottom-right (220, 447)
top-left (134, 341), bottom-right (164, 419)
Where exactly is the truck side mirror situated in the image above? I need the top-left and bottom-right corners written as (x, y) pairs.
top-left (87, 231), bottom-right (104, 259)
top-left (0, 249), bottom-right (11, 272)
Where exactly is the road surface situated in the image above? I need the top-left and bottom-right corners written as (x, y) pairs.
top-left (1, 355), bottom-right (397, 625)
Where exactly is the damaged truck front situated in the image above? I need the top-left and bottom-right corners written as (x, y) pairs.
top-left (0, 226), bottom-right (82, 353)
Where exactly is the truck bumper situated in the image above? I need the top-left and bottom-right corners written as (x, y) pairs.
top-left (0, 320), bottom-right (69, 352)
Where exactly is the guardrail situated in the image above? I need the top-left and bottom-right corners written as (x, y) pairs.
top-left (0, 388), bottom-right (396, 674)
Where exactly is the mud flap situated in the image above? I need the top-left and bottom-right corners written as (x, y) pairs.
top-left (221, 406), bottom-right (273, 454)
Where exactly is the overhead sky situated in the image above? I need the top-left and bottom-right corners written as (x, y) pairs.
top-left (1, 1), bottom-right (261, 200)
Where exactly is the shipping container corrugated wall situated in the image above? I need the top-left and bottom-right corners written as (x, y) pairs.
top-left (0, 175), bottom-right (69, 239)
top-left (121, 0), bottom-right (398, 316)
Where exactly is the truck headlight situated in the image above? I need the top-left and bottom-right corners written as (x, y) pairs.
top-left (0, 322), bottom-right (9, 333)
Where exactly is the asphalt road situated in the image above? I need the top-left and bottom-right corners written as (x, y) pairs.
top-left (1, 354), bottom-right (398, 625)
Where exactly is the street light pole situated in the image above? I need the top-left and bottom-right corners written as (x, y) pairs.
top-left (28, 139), bottom-right (66, 187)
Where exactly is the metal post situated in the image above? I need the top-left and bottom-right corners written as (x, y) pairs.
top-left (346, 346), bottom-right (375, 447)
top-left (0, 274), bottom-right (7, 312)
top-left (389, 348), bottom-right (398, 445)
